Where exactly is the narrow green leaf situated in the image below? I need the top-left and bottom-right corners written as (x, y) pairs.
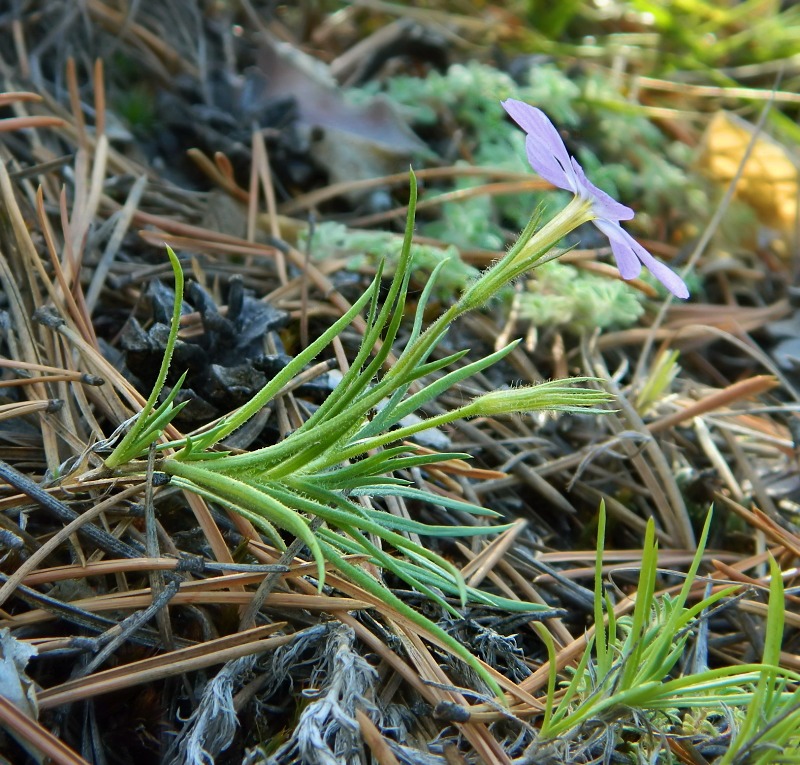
top-left (533, 622), bottom-right (557, 733)
top-left (317, 536), bottom-right (505, 702)
top-left (543, 631), bottom-right (597, 734)
top-left (359, 510), bottom-right (515, 538)
top-left (169, 477), bottom-right (286, 552)
top-left (317, 526), bottom-right (462, 618)
top-left (619, 517), bottom-right (657, 690)
top-left (356, 343), bottom-right (519, 442)
top-left (409, 256), bottom-right (453, 343)
top-left (348, 485), bottom-right (503, 517)
top-left (594, 501), bottom-right (609, 678)
top-left (291, 173), bottom-right (420, 435)
top-left (132, 399), bottom-right (191, 453)
top-left (105, 245), bottom-right (184, 468)
top-left (254, 479), bottom-right (469, 603)
top-left (307, 449), bottom-right (473, 489)
top-left (163, 461), bottom-right (326, 589)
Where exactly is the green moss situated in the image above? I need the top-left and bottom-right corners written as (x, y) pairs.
top-left (517, 260), bottom-right (644, 332)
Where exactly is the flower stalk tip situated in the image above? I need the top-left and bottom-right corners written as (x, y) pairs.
top-left (467, 378), bottom-right (612, 418)
top-left (502, 98), bottom-right (689, 300)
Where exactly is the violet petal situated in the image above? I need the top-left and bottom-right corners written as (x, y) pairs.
top-left (502, 99), bottom-right (577, 191)
top-left (631, 245), bottom-right (690, 299)
top-left (596, 220), bottom-right (689, 299)
top-left (596, 219), bottom-right (642, 279)
top-left (570, 159), bottom-right (634, 222)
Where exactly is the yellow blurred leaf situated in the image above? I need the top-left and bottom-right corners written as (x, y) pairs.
top-left (697, 111), bottom-right (799, 236)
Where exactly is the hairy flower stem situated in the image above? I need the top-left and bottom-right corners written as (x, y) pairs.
top-left (457, 195), bottom-right (594, 312)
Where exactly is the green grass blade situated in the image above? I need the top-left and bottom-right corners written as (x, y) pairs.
top-left (105, 245), bottom-right (184, 468)
top-left (594, 501), bottom-right (610, 679)
top-left (618, 517), bottom-right (658, 690)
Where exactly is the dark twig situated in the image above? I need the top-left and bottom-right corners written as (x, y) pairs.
top-left (0, 575), bottom-right (168, 649)
top-left (0, 460), bottom-right (142, 560)
top-left (74, 578), bottom-right (182, 678)
top-left (238, 516), bottom-right (324, 631)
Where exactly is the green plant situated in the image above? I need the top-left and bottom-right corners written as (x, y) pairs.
top-left (532, 503), bottom-right (800, 758)
top-left (96, 173), bottom-right (612, 699)
top-left (635, 348), bottom-right (681, 414)
top-left (720, 555), bottom-right (800, 764)
top-left (95, 101), bottom-right (690, 698)
top-left (516, 260), bottom-right (645, 332)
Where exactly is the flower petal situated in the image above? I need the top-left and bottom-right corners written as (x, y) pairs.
top-left (595, 219), bottom-right (641, 279)
top-left (570, 159), bottom-right (634, 222)
top-left (595, 220), bottom-right (689, 299)
top-left (632, 246), bottom-right (690, 299)
top-left (502, 99), bottom-right (577, 193)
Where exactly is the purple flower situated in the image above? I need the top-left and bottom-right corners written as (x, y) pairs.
top-left (502, 99), bottom-right (689, 299)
